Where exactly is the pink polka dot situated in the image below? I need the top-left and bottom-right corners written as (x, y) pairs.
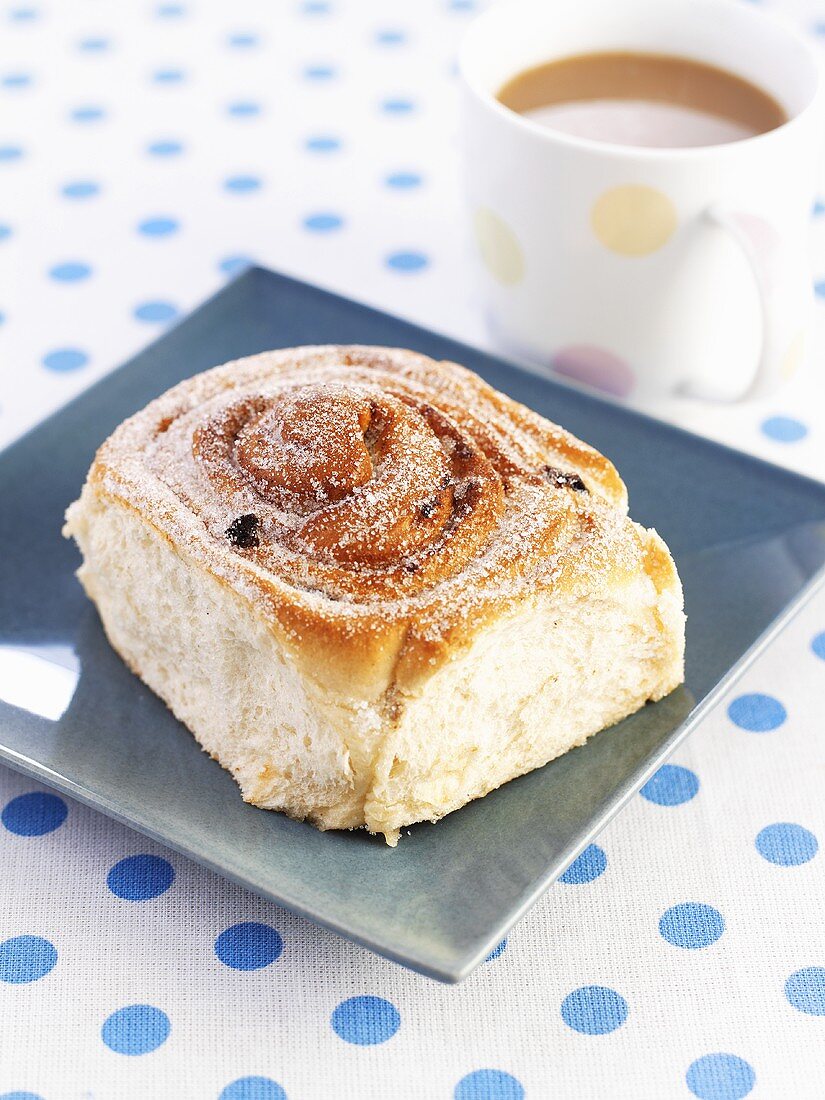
top-left (552, 345), bottom-right (635, 398)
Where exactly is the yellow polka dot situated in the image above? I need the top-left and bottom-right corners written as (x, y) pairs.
top-left (474, 208), bottom-right (524, 286)
top-left (781, 330), bottom-right (805, 379)
top-left (591, 185), bottom-right (677, 256)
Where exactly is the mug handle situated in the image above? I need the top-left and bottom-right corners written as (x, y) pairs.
top-left (679, 203), bottom-right (786, 403)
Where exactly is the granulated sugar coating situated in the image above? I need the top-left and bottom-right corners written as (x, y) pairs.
top-left (89, 346), bottom-right (651, 654)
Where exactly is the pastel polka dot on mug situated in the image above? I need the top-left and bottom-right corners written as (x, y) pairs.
top-left (473, 208), bottom-right (524, 286)
top-left (591, 185), bottom-right (677, 256)
top-left (552, 345), bottom-right (635, 398)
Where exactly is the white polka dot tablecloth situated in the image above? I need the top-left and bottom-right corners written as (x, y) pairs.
top-left (2, 2), bottom-right (825, 1098)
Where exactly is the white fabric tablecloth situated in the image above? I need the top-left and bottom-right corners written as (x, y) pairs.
top-left (1, 2), bottom-right (824, 1097)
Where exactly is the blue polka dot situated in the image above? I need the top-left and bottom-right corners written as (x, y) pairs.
top-left (224, 175), bottom-right (262, 194)
top-left (0, 145), bottom-right (23, 162)
top-left (153, 68), bottom-right (184, 83)
top-left (147, 140), bottom-right (183, 157)
top-left (101, 1004), bottom-right (170, 1054)
top-left (381, 97), bottom-right (414, 114)
top-left (0, 223), bottom-right (11, 239)
top-left (133, 300), bottom-right (179, 324)
top-left (303, 212), bottom-right (343, 232)
top-left (454, 1069), bottom-right (525, 1100)
top-left (49, 261), bottom-right (92, 282)
top-left (138, 216), bottom-right (179, 237)
top-left (228, 102), bottom-right (261, 117)
top-left (812, 631), bottom-right (825, 659)
top-left (2, 792), bottom-right (67, 836)
top-left (70, 105), bottom-right (105, 122)
top-left (156, 3), bottom-right (185, 15)
top-left (560, 986), bottom-right (628, 1034)
top-left (214, 922), bottom-right (283, 970)
top-left (78, 37), bottom-right (109, 51)
top-left (813, 199), bottom-right (825, 216)
top-left (485, 938), bottom-right (507, 962)
top-left (0, 936), bottom-right (57, 984)
top-left (385, 171), bottom-right (422, 189)
top-left (785, 967), bottom-right (825, 1015)
top-left (303, 64), bottom-right (336, 80)
top-left (559, 844), bottom-right (607, 884)
top-left (760, 416), bottom-right (808, 443)
top-left (61, 180), bottom-right (99, 198)
top-left (816, 279), bottom-right (825, 297)
top-left (305, 135), bottom-right (340, 153)
top-left (686, 1054), bottom-right (755, 1099)
top-left (219, 1079), bottom-right (287, 1100)
top-left (219, 255), bottom-right (254, 277)
top-left (386, 250), bottom-right (428, 272)
top-left (375, 28), bottom-right (407, 46)
top-left (0, 1092), bottom-right (45, 1100)
top-left (728, 693), bottom-right (786, 732)
top-left (0, 311), bottom-right (5, 324)
top-left (42, 348), bottom-right (89, 372)
top-left (228, 32), bottom-right (259, 48)
top-left (331, 995), bottom-right (400, 1045)
top-left (659, 903), bottom-right (725, 949)
top-left (448, 0), bottom-right (477, 9)
top-left (300, 0), bottom-right (330, 12)
top-left (1, 72), bottom-right (31, 87)
top-left (640, 763), bottom-right (699, 806)
top-left (9, 7), bottom-right (37, 20)
top-left (107, 854), bottom-right (175, 899)
top-left (756, 823), bottom-right (818, 866)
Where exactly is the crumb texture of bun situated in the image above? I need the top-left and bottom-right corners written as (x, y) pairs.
top-left (64, 345), bottom-right (685, 844)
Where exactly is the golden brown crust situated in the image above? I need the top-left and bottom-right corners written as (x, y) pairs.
top-left (84, 345), bottom-right (659, 697)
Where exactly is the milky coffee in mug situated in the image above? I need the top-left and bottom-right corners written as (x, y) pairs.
top-left (498, 51), bottom-right (788, 149)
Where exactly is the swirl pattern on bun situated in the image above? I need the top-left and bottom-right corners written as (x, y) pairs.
top-left (89, 346), bottom-right (660, 691)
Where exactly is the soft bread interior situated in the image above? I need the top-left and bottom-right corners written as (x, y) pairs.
top-left (65, 489), bottom-right (382, 830)
top-left (66, 489), bottom-right (683, 845)
top-left (366, 534), bottom-right (684, 840)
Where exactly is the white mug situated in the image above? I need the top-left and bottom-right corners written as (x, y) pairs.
top-left (458, 0), bottom-right (825, 401)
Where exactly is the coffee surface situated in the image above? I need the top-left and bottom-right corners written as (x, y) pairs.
top-left (498, 52), bottom-right (787, 148)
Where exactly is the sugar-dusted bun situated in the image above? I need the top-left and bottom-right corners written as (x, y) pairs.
top-left (65, 346), bottom-right (684, 843)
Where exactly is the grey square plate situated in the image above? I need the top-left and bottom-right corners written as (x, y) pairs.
top-left (2, 268), bottom-right (825, 982)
